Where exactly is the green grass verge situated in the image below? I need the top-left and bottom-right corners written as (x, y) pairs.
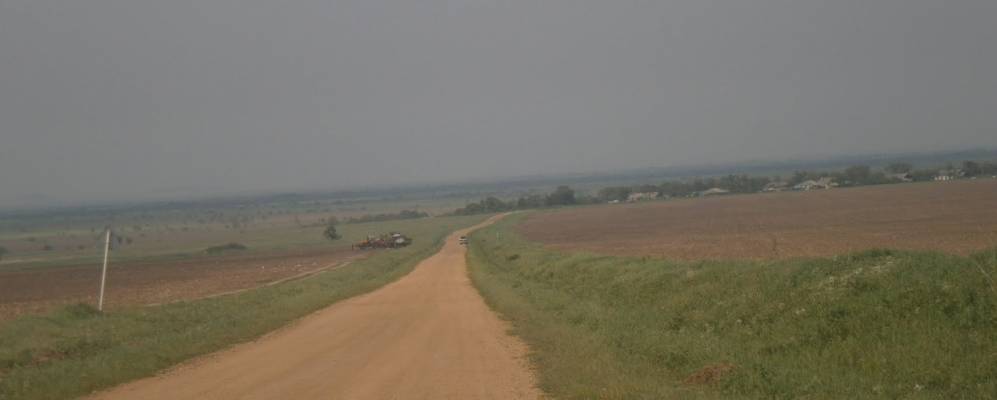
top-left (467, 213), bottom-right (997, 399)
top-left (0, 215), bottom-right (485, 400)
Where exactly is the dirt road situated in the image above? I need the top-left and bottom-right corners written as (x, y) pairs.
top-left (88, 216), bottom-right (542, 400)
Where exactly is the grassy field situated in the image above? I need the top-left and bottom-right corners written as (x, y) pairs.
top-left (0, 214), bottom-right (485, 400)
top-left (0, 216), bottom-right (493, 322)
top-left (2, 214), bottom-right (470, 271)
top-left (0, 211), bottom-right (471, 272)
top-left (0, 193), bottom-right (478, 271)
top-left (468, 213), bottom-right (997, 399)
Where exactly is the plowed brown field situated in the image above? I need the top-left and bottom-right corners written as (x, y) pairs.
top-left (0, 249), bottom-right (363, 322)
top-left (519, 180), bottom-right (997, 260)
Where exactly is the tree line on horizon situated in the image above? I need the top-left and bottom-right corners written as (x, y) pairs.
top-left (450, 186), bottom-right (584, 215)
top-left (340, 209), bottom-right (429, 224)
top-left (449, 159), bottom-right (997, 215)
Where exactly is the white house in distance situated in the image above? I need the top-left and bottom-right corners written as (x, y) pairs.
top-left (935, 168), bottom-right (965, 181)
top-left (763, 181), bottom-right (789, 192)
top-left (793, 177), bottom-right (837, 191)
top-left (627, 192), bottom-right (659, 202)
top-left (888, 172), bottom-right (913, 182)
top-left (698, 187), bottom-right (730, 197)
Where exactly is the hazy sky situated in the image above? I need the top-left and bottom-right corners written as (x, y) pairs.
top-left (2, 0), bottom-right (996, 208)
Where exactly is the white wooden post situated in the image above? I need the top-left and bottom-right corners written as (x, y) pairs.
top-left (98, 229), bottom-right (110, 312)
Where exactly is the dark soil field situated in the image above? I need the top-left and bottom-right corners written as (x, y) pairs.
top-left (0, 249), bottom-right (364, 322)
top-left (519, 179), bottom-right (997, 260)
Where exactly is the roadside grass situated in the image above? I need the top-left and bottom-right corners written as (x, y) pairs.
top-left (0, 215), bottom-right (485, 400)
top-left (467, 213), bottom-right (997, 399)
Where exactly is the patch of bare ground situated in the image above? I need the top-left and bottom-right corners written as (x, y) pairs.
top-left (519, 180), bottom-right (997, 260)
top-left (683, 363), bottom-right (736, 385)
top-left (0, 249), bottom-right (365, 322)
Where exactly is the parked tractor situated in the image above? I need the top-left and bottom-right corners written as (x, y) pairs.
top-left (353, 232), bottom-right (411, 250)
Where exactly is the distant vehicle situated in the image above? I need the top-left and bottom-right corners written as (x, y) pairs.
top-left (353, 232), bottom-right (411, 250)
top-left (458, 235), bottom-right (468, 245)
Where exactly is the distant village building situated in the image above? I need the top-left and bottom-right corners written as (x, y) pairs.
top-left (888, 172), bottom-right (913, 182)
top-left (793, 180), bottom-right (821, 191)
top-left (699, 188), bottom-right (730, 197)
top-left (626, 192), bottom-right (659, 202)
top-left (934, 169), bottom-right (965, 181)
top-left (762, 181), bottom-right (789, 192)
top-left (793, 177), bottom-right (837, 191)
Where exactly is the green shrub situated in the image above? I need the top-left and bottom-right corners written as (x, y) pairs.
top-left (204, 243), bottom-right (248, 254)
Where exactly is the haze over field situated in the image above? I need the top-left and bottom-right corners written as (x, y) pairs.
top-left (2, 0), bottom-right (996, 208)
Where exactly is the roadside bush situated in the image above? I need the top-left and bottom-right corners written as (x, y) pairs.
top-left (204, 243), bottom-right (248, 254)
top-left (323, 223), bottom-right (341, 241)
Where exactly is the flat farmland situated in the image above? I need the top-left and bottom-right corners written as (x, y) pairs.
top-left (519, 179), bottom-right (997, 260)
top-left (0, 216), bottom-right (476, 324)
top-left (0, 249), bottom-right (363, 322)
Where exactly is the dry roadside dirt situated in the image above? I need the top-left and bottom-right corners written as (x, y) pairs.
top-left (87, 216), bottom-right (542, 400)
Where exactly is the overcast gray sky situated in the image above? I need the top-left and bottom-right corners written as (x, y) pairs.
top-left (2, 0), bottom-right (996, 208)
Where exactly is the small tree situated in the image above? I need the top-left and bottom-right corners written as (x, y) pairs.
top-left (598, 186), bottom-right (632, 202)
top-left (323, 222), bottom-right (341, 241)
top-left (982, 162), bottom-right (997, 175)
top-left (516, 194), bottom-right (545, 209)
top-left (962, 161), bottom-right (982, 177)
top-left (843, 165), bottom-right (872, 185)
top-left (482, 197), bottom-right (511, 212)
top-left (911, 168), bottom-right (939, 182)
top-left (545, 185), bottom-right (576, 206)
